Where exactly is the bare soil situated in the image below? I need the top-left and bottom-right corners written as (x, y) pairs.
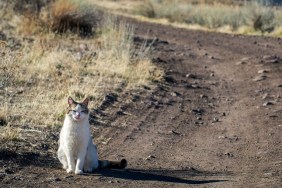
top-left (1, 18), bottom-right (282, 187)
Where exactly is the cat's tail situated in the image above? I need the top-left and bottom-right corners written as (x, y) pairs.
top-left (98, 159), bottom-right (127, 169)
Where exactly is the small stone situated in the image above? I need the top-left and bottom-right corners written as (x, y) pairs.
top-left (145, 155), bottom-right (156, 160)
top-left (212, 117), bottom-right (219, 123)
top-left (171, 92), bottom-right (177, 97)
top-left (262, 93), bottom-right (269, 99)
top-left (222, 112), bottom-right (226, 116)
top-left (200, 94), bottom-right (208, 98)
top-left (218, 135), bottom-right (227, 139)
top-left (192, 109), bottom-right (205, 115)
top-left (236, 61), bottom-right (246, 65)
top-left (263, 101), bottom-right (275, 106)
top-left (210, 73), bottom-right (215, 77)
top-left (209, 56), bottom-right (214, 59)
top-left (224, 152), bottom-right (234, 157)
top-left (258, 69), bottom-right (268, 74)
top-left (171, 130), bottom-right (181, 135)
top-left (186, 74), bottom-right (196, 79)
top-left (253, 75), bottom-right (267, 82)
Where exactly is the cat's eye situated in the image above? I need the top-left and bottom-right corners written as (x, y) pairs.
top-left (81, 110), bottom-right (87, 113)
top-left (72, 110), bottom-right (77, 113)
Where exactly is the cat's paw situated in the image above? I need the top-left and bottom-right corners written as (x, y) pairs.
top-left (66, 168), bottom-right (73, 173)
top-left (83, 167), bottom-right (92, 173)
top-left (75, 169), bottom-right (83, 175)
top-left (62, 164), bottom-right (68, 170)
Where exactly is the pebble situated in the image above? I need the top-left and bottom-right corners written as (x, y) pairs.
top-left (262, 93), bottom-right (269, 99)
top-left (218, 135), bottom-right (227, 139)
top-left (258, 69), bottom-right (268, 74)
top-left (171, 130), bottom-right (181, 135)
top-left (253, 75), bottom-right (267, 81)
top-left (224, 152), bottom-right (234, 157)
top-left (145, 155), bottom-right (156, 160)
top-left (212, 117), bottom-right (219, 123)
top-left (200, 94), bottom-right (208, 98)
top-left (263, 101), bottom-right (275, 106)
top-left (186, 74), bottom-right (196, 79)
top-left (236, 61), bottom-right (247, 65)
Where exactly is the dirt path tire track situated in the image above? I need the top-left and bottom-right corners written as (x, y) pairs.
top-left (99, 18), bottom-right (282, 187)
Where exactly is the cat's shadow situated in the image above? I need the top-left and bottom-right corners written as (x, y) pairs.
top-left (86, 168), bottom-right (231, 185)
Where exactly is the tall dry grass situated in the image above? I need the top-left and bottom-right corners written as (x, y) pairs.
top-left (133, 0), bottom-right (282, 35)
top-left (0, 0), bottom-right (162, 132)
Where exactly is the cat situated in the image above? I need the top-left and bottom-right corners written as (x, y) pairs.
top-left (57, 97), bottom-right (127, 174)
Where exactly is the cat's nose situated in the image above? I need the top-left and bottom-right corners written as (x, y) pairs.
top-left (75, 112), bottom-right (80, 117)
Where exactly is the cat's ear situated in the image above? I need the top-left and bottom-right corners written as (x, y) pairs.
top-left (82, 97), bottom-right (89, 107)
top-left (68, 97), bottom-right (75, 106)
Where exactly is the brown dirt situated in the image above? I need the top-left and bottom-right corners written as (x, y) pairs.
top-left (1, 18), bottom-right (282, 187)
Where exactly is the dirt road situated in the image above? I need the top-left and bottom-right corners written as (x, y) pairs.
top-left (1, 18), bottom-right (281, 187)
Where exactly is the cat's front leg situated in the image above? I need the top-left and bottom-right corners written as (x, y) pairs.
top-left (75, 150), bottom-right (87, 174)
top-left (65, 153), bottom-right (76, 173)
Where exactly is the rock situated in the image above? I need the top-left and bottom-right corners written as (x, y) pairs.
top-left (145, 155), bottom-right (156, 160)
top-left (263, 101), bottom-right (275, 106)
top-left (224, 152), bottom-right (234, 157)
top-left (258, 69), bottom-right (269, 74)
top-left (262, 55), bottom-right (281, 63)
top-left (262, 93), bottom-right (269, 99)
top-left (192, 109), bottom-right (205, 115)
top-left (212, 117), bottom-right (219, 123)
top-left (253, 75), bottom-right (267, 81)
top-left (236, 61), bottom-right (247, 65)
top-left (185, 74), bottom-right (196, 79)
top-left (218, 135), bottom-right (227, 139)
top-left (171, 130), bottom-right (181, 135)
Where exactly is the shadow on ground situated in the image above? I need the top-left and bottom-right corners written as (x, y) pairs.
top-left (91, 168), bottom-right (231, 185)
top-left (0, 149), bottom-right (59, 168)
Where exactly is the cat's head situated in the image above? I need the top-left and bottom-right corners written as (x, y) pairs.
top-left (67, 97), bottom-right (89, 122)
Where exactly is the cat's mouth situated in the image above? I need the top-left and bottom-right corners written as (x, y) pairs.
top-left (73, 116), bottom-right (81, 121)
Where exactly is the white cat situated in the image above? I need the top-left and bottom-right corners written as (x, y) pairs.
top-left (57, 97), bottom-right (99, 174)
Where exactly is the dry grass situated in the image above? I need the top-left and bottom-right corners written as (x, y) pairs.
top-left (0, 0), bottom-right (162, 137)
top-left (0, 126), bottom-right (21, 143)
top-left (92, 0), bottom-right (282, 36)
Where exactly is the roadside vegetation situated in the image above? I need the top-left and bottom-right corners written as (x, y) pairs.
top-left (93, 0), bottom-right (282, 36)
top-left (0, 0), bottom-right (162, 140)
